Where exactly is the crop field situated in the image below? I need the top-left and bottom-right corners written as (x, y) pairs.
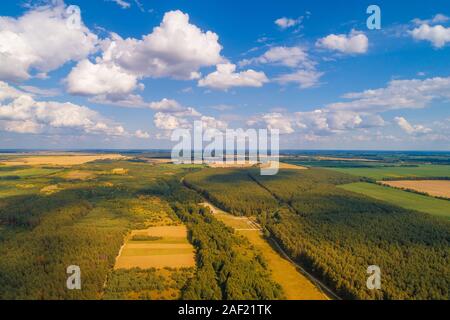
top-left (324, 165), bottom-right (450, 180)
top-left (379, 180), bottom-right (450, 199)
top-left (114, 226), bottom-right (196, 269)
top-left (0, 154), bottom-right (126, 166)
top-left (201, 202), bottom-right (327, 300)
top-left (339, 182), bottom-right (450, 219)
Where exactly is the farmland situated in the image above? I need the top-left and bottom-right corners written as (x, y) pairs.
top-left (324, 165), bottom-right (450, 180)
top-left (379, 180), bottom-right (450, 199)
top-left (114, 226), bottom-right (196, 269)
top-left (339, 182), bottom-right (450, 219)
top-left (0, 151), bottom-right (449, 300)
top-left (0, 155), bottom-right (283, 300)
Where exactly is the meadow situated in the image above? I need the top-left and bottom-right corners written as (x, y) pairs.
top-left (339, 182), bottom-right (450, 219)
top-left (323, 164), bottom-right (450, 180)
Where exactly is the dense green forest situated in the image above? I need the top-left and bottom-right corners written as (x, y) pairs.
top-left (184, 168), bottom-right (450, 300)
top-left (0, 161), bottom-right (282, 300)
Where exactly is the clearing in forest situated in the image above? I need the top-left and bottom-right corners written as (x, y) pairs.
top-left (114, 226), bottom-right (195, 269)
top-left (200, 202), bottom-right (327, 300)
top-left (379, 180), bottom-right (450, 199)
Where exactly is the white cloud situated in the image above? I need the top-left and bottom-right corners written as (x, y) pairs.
top-left (394, 117), bottom-right (432, 135)
top-left (274, 17), bottom-right (301, 29)
top-left (0, 81), bottom-right (134, 137)
top-left (199, 115), bottom-right (227, 131)
top-left (66, 59), bottom-right (139, 96)
top-left (107, 0), bottom-right (131, 9)
top-left (328, 76), bottom-right (450, 112)
top-left (316, 30), bottom-right (368, 54)
top-left (0, 2), bottom-right (98, 81)
top-left (240, 46), bottom-right (314, 69)
top-left (148, 98), bottom-right (184, 112)
top-left (153, 112), bottom-right (190, 130)
top-left (410, 24), bottom-right (450, 48)
top-left (412, 14), bottom-right (449, 26)
top-left (66, 10), bottom-right (224, 99)
top-left (247, 113), bottom-right (293, 134)
top-left (275, 70), bottom-right (323, 89)
top-left (198, 63), bottom-right (268, 90)
top-left (134, 129), bottom-right (150, 139)
top-left (18, 85), bottom-right (60, 97)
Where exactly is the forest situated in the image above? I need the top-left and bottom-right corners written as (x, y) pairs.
top-left (184, 167), bottom-right (450, 300)
top-left (0, 160), bottom-right (283, 299)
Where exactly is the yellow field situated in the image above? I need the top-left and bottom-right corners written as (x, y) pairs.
top-left (1, 154), bottom-right (126, 166)
top-left (379, 180), bottom-right (450, 199)
top-left (62, 170), bottom-right (97, 180)
top-left (278, 162), bottom-right (308, 170)
top-left (201, 202), bottom-right (327, 300)
top-left (114, 226), bottom-right (196, 269)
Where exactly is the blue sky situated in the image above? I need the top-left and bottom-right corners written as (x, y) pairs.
top-left (0, 0), bottom-right (449, 150)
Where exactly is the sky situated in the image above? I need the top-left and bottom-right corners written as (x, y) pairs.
top-left (0, 0), bottom-right (449, 150)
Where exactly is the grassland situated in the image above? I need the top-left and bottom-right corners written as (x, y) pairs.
top-left (379, 180), bottom-right (450, 199)
top-left (339, 182), bottom-right (450, 219)
top-left (325, 164), bottom-right (450, 180)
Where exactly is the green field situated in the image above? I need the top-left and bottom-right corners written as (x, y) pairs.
top-left (0, 167), bottom-right (62, 178)
top-left (339, 182), bottom-right (450, 219)
top-left (326, 165), bottom-right (450, 180)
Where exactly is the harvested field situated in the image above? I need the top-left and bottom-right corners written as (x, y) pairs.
top-left (114, 226), bottom-right (195, 269)
top-left (1, 154), bottom-right (126, 166)
top-left (278, 162), bottom-right (308, 170)
top-left (379, 180), bottom-right (450, 199)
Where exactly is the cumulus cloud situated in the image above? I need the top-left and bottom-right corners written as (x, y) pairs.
top-left (66, 59), bottom-right (139, 96)
top-left (148, 98), bottom-right (185, 112)
top-left (412, 14), bottom-right (449, 26)
top-left (394, 117), bottom-right (432, 135)
top-left (198, 63), bottom-right (268, 90)
top-left (134, 129), bottom-right (150, 139)
top-left (0, 2), bottom-right (98, 81)
top-left (328, 76), bottom-right (450, 112)
top-left (66, 10), bottom-right (224, 101)
top-left (316, 30), bottom-right (368, 54)
top-left (0, 81), bottom-right (138, 137)
top-left (151, 98), bottom-right (227, 139)
top-left (153, 112), bottom-right (190, 130)
top-left (410, 24), bottom-right (450, 48)
top-left (274, 17), bottom-right (301, 29)
top-left (239, 46), bottom-right (314, 69)
top-left (275, 70), bottom-right (323, 89)
top-left (261, 113), bottom-right (295, 134)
